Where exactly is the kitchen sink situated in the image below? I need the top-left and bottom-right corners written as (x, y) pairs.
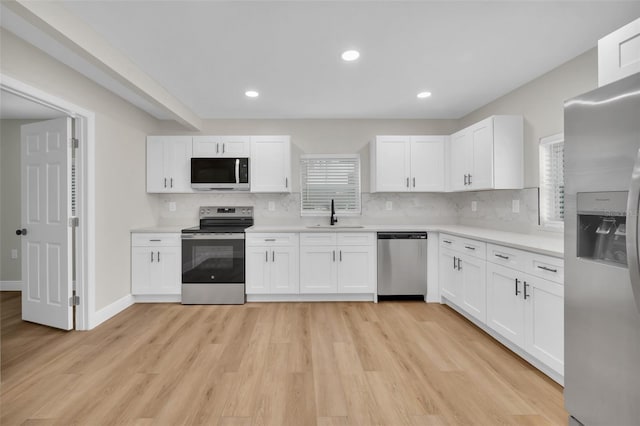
top-left (306, 225), bottom-right (365, 229)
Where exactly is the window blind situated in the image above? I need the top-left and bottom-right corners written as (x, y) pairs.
top-left (539, 133), bottom-right (564, 227)
top-left (300, 154), bottom-right (361, 216)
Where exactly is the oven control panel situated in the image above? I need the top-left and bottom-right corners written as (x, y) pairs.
top-left (199, 206), bottom-right (253, 219)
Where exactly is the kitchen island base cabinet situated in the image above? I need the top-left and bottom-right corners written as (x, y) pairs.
top-left (245, 234), bottom-right (299, 295)
top-left (131, 233), bottom-right (181, 297)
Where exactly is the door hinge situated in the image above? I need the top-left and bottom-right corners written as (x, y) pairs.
top-left (69, 295), bottom-right (80, 306)
top-left (71, 138), bottom-right (79, 149)
top-left (69, 217), bottom-right (79, 227)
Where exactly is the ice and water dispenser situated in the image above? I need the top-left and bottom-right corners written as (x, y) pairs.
top-left (577, 191), bottom-right (628, 266)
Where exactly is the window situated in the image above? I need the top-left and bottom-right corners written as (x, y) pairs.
top-left (300, 154), bottom-right (361, 216)
top-left (539, 133), bottom-right (564, 228)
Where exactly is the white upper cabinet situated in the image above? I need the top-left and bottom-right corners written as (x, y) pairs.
top-left (370, 135), bottom-right (446, 192)
top-left (598, 17), bottom-right (640, 87)
top-left (250, 136), bottom-right (291, 193)
top-left (193, 136), bottom-right (250, 158)
top-left (147, 136), bottom-right (193, 193)
top-left (449, 115), bottom-right (523, 192)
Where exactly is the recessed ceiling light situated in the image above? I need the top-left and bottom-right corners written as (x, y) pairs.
top-left (245, 90), bottom-right (259, 98)
top-left (341, 50), bottom-right (360, 62)
top-left (417, 91), bottom-right (432, 99)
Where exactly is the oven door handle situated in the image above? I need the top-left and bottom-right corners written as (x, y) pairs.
top-left (181, 233), bottom-right (245, 240)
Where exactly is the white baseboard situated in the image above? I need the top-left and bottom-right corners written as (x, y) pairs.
top-left (91, 294), bottom-right (134, 329)
top-left (246, 293), bottom-right (375, 303)
top-left (0, 281), bottom-right (22, 291)
top-left (133, 294), bottom-right (181, 303)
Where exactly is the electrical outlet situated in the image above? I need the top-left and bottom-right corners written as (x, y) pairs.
top-left (168, 202), bottom-right (176, 212)
top-left (385, 201), bottom-right (393, 211)
top-left (11, 249), bottom-right (18, 259)
top-left (268, 201), bottom-right (276, 211)
top-left (471, 201), bottom-right (477, 212)
top-left (512, 199), bottom-right (520, 213)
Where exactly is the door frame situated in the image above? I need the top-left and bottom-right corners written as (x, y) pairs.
top-left (1, 73), bottom-right (95, 330)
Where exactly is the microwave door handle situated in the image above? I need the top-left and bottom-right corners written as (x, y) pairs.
top-left (235, 159), bottom-right (240, 184)
top-left (627, 147), bottom-right (640, 313)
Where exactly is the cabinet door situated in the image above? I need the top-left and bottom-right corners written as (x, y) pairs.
top-left (132, 247), bottom-right (153, 294)
top-left (220, 136), bottom-right (251, 157)
top-left (146, 137), bottom-right (166, 192)
top-left (299, 246), bottom-right (337, 293)
top-left (250, 136), bottom-right (291, 192)
top-left (271, 246), bottom-right (299, 294)
top-left (439, 247), bottom-right (461, 303)
top-left (449, 130), bottom-right (472, 191)
top-left (337, 245), bottom-right (375, 293)
top-left (157, 246), bottom-right (181, 294)
top-left (245, 246), bottom-right (270, 294)
top-left (486, 263), bottom-right (525, 347)
top-left (192, 136), bottom-right (221, 157)
top-left (469, 118), bottom-right (493, 190)
top-left (459, 254), bottom-right (487, 323)
top-left (524, 274), bottom-right (564, 374)
top-left (410, 136), bottom-right (445, 192)
top-left (373, 136), bottom-right (410, 192)
top-left (165, 136), bottom-right (193, 193)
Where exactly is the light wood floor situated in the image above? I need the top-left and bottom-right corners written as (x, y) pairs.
top-left (1, 292), bottom-right (567, 425)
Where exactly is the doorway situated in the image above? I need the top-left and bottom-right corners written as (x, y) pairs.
top-left (0, 75), bottom-right (95, 330)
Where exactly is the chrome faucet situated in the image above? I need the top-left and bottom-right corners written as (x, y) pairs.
top-left (330, 199), bottom-right (338, 225)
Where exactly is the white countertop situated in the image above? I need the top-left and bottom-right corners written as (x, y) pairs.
top-left (131, 226), bottom-right (184, 233)
top-left (246, 224), bottom-right (564, 258)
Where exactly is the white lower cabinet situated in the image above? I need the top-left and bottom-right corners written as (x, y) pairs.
top-left (245, 234), bottom-right (299, 294)
top-left (131, 233), bottom-right (181, 295)
top-left (299, 233), bottom-right (376, 294)
top-left (486, 263), bottom-right (526, 347)
top-left (459, 254), bottom-right (486, 323)
top-left (439, 247), bottom-right (461, 302)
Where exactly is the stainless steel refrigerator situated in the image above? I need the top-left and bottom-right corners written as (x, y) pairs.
top-left (565, 72), bottom-right (640, 425)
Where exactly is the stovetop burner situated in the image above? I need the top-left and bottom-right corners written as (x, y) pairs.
top-left (181, 206), bottom-right (254, 234)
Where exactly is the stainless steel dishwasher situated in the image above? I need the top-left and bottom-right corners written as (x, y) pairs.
top-left (377, 232), bottom-right (428, 298)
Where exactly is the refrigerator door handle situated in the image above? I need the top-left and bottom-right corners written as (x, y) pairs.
top-left (627, 147), bottom-right (640, 313)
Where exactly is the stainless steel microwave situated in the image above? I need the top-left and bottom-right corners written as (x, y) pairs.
top-left (191, 157), bottom-right (250, 190)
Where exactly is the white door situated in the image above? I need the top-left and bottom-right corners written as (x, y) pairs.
top-left (439, 247), bottom-right (460, 303)
top-left (131, 247), bottom-right (153, 295)
top-left (245, 246), bottom-right (270, 294)
top-left (410, 136), bottom-right (445, 192)
top-left (165, 136), bottom-right (193, 193)
top-left (469, 118), bottom-right (494, 190)
top-left (146, 137), bottom-right (166, 192)
top-left (459, 254), bottom-right (487, 323)
top-left (157, 246), bottom-right (181, 294)
top-left (373, 136), bottom-right (410, 192)
top-left (270, 246), bottom-right (299, 294)
top-left (337, 246), bottom-right (375, 293)
top-left (299, 246), bottom-right (337, 293)
top-left (450, 130), bottom-right (472, 191)
top-left (250, 136), bottom-right (291, 192)
top-left (220, 136), bottom-right (251, 157)
top-left (20, 117), bottom-right (73, 330)
top-left (486, 263), bottom-right (525, 347)
top-left (192, 135), bottom-right (221, 157)
top-left (524, 274), bottom-right (564, 374)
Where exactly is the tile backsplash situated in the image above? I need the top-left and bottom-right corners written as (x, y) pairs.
top-left (156, 188), bottom-right (544, 234)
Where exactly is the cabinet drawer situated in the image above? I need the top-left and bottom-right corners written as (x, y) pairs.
top-left (440, 234), bottom-right (460, 251)
top-left (527, 254), bottom-right (564, 285)
top-left (246, 233), bottom-right (299, 247)
top-left (487, 243), bottom-right (528, 271)
top-left (337, 233), bottom-right (375, 246)
top-left (132, 233), bottom-right (180, 247)
top-left (457, 236), bottom-right (486, 259)
top-left (300, 233), bottom-right (337, 246)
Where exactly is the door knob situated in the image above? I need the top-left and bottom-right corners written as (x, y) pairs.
top-left (16, 228), bottom-right (27, 236)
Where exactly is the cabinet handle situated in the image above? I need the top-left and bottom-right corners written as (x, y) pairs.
top-left (149, 239), bottom-right (161, 242)
top-left (515, 278), bottom-right (521, 296)
top-left (453, 256), bottom-right (457, 270)
top-left (170, 178), bottom-right (173, 188)
top-left (412, 177), bottom-right (416, 188)
top-left (216, 143), bottom-right (219, 154)
top-left (164, 178), bottom-right (167, 188)
top-left (264, 238), bottom-right (276, 242)
top-left (272, 251), bottom-right (275, 262)
top-left (285, 177), bottom-right (288, 188)
top-left (495, 254), bottom-right (509, 260)
top-left (537, 265), bottom-right (558, 273)
top-left (406, 177), bottom-right (409, 188)
top-left (339, 250), bottom-right (342, 262)
top-left (464, 246), bottom-right (476, 251)
top-left (265, 250), bottom-right (268, 262)
top-left (443, 240), bottom-right (452, 244)
top-left (457, 258), bottom-right (462, 271)
top-left (333, 250), bottom-right (336, 262)
top-left (468, 174), bottom-right (472, 185)
top-left (464, 174), bottom-right (468, 185)
top-left (523, 282), bottom-right (530, 299)
top-left (150, 251), bottom-right (154, 263)
top-left (157, 251), bottom-right (160, 262)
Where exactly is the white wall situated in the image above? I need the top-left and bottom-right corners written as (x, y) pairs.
top-left (0, 28), bottom-right (161, 310)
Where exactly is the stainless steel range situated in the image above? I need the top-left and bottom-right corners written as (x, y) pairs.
top-left (181, 206), bottom-right (253, 304)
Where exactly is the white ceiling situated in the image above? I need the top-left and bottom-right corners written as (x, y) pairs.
top-left (3, 1), bottom-right (640, 121)
top-left (0, 90), bottom-right (67, 120)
